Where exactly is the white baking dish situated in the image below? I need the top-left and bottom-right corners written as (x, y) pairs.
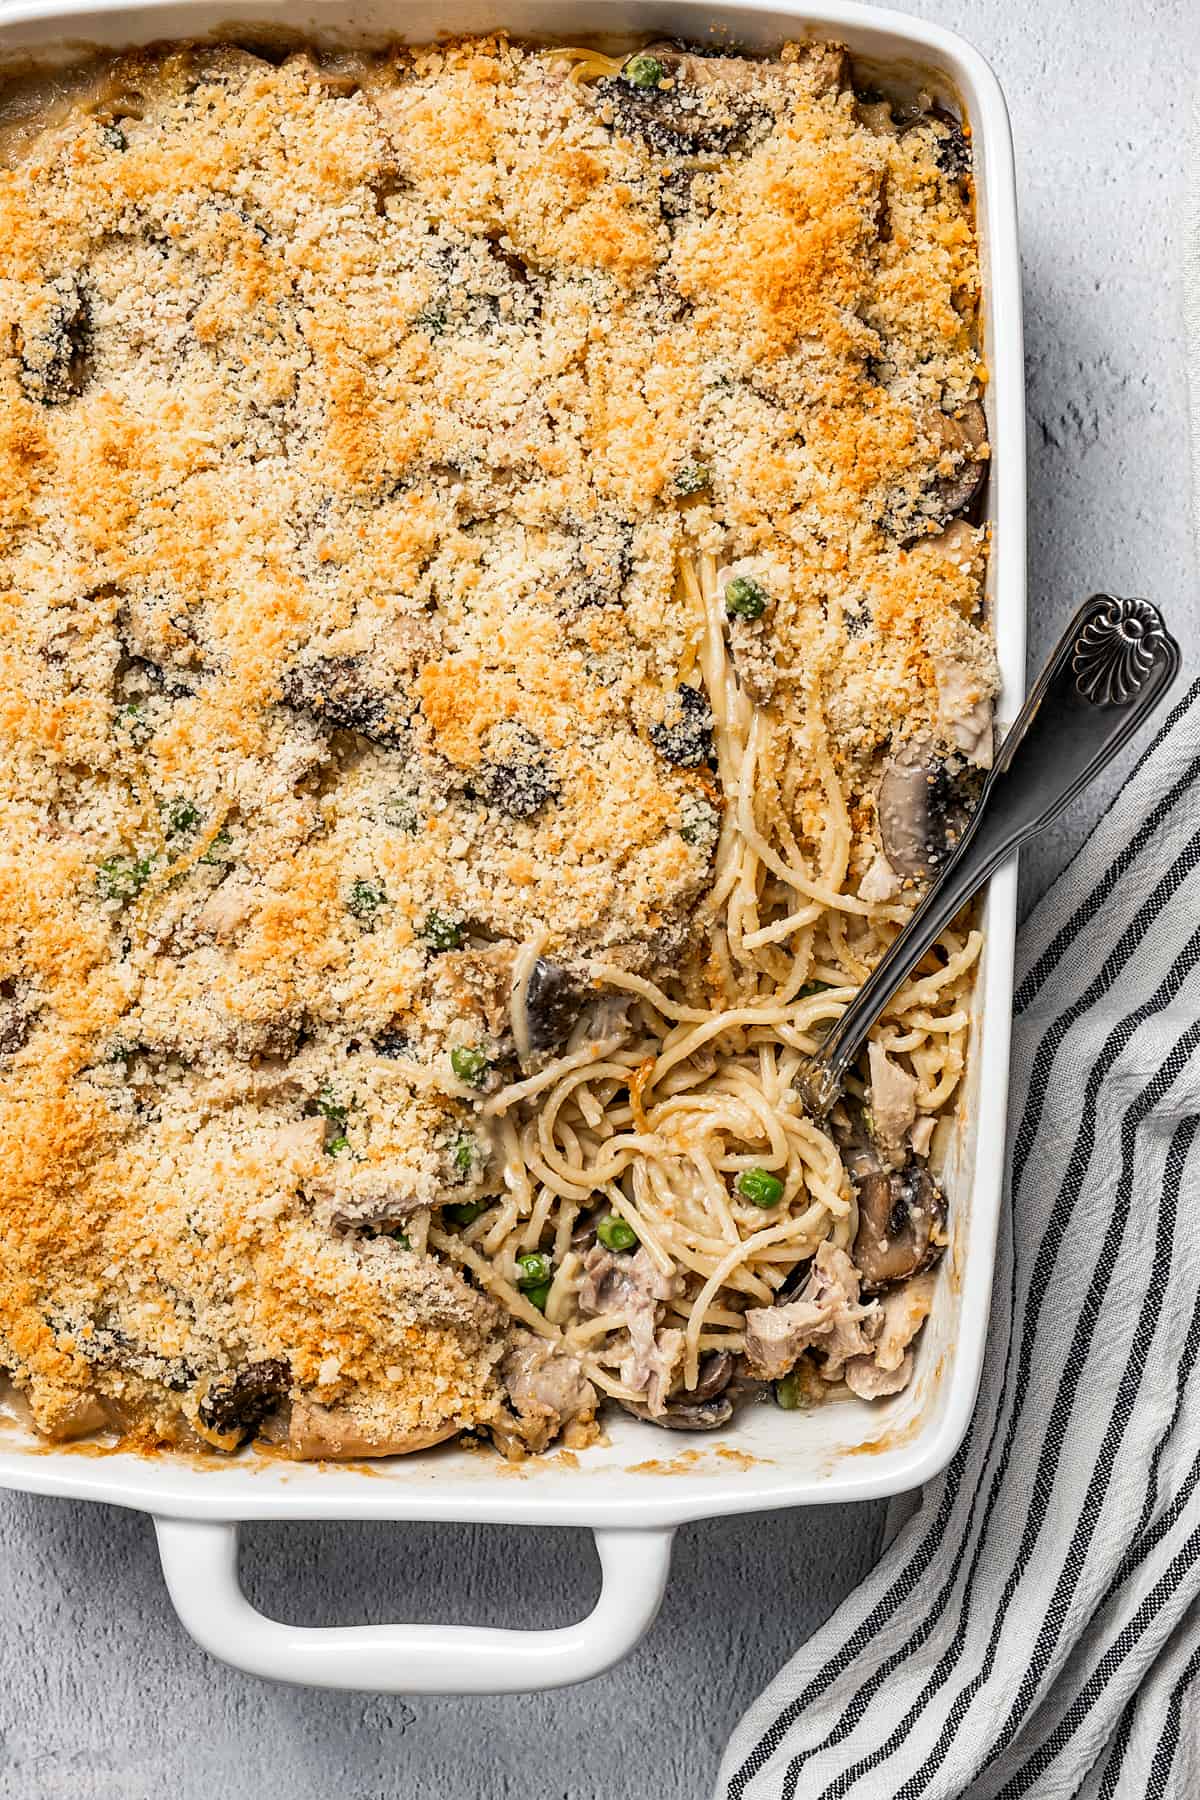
top-left (0, 0), bottom-right (1025, 1693)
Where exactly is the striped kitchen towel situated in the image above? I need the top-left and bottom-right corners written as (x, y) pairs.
top-left (715, 667), bottom-right (1200, 1799)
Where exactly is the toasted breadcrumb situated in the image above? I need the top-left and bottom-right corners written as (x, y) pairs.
top-left (0, 37), bottom-right (992, 1452)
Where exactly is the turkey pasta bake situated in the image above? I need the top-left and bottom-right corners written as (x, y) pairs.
top-left (0, 35), bottom-right (995, 1460)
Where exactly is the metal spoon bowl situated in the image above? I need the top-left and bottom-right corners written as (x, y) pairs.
top-left (797, 594), bottom-right (1181, 1118)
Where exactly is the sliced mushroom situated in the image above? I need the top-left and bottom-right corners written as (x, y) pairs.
top-left (197, 1359), bottom-right (290, 1448)
top-left (617, 1350), bottom-right (735, 1429)
top-left (690, 1348), bottom-right (736, 1402)
top-left (475, 725), bottom-right (560, 819)
top-left (876, 737), bottom-right (978, 882)
top-left (279, 654), bottom-right (407, 744)
top-left (602, 43), bottom-right (773, 155)
top-left (19, 273), bottom-right (90, 406)
top-left (885, 401), bottom-right (989, 546)
top-left (928, 400), bottom-right (988, 520)
top-left (0, 980), bottom-right (34, 1058)
top-left (853, 1160), bottom-right (946, 1291)
top-left (833, 1103), bottom-right (947, 1293)
top-left (903, 102), bottom-right (971, 183)
top-left (571, 1210), bottom-right (600, 1253)
top-left (619, 1391), bottom-right (734, 1431)
top-left (649, 684), bottom-right (715, 768)
top-left (520, 957), bottom-right (586, 1057)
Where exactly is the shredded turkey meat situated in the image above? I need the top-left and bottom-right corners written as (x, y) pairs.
top-left (743, 1242), bottom-right (879, 1381)
top-left (843, 1273), bottom-right (937, 1399)
top-left (578, 1247), bottom-right (683, 1416)
top-left (857, 850), bottom-right (902, 903)
top-left (934, 652), bottom-right (995, 768)
top-left (867, 1042), bottom-right (919, 1163)
top-left (500, 1335), bottom-right (596, 1454)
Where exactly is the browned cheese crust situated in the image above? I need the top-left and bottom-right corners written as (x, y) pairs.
top-left (0, 37), bottom-right (993, 1452)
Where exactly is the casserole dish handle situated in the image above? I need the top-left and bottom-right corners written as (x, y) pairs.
top-left (154, 1516), bottom-right (674, 1693)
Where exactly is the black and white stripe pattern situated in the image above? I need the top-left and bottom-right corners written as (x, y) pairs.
top-left (716, 676), bottom-right (1200, 1800)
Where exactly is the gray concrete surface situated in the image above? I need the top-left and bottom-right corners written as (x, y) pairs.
top-left (1, 1), bottom-right (1197, 1795)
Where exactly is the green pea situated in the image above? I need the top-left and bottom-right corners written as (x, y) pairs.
top-left (419, 910), bottom-right (463, 953)
top-left (96, 854), bottom-right (153, 904)
top-left (596, 1214), bottom-right (638, 1252)
top-left (724, 576), bottom-right (769, 620)
top-left (445, 1198), bottom-right (488, 1227)
top-left (347, 878), bottom-right (387, 921)
top-left (674, 463), bottom-right (710, 498)
top-left (393, 1229), bottom-right (412, 1250)
top-left (776, 1371), bottom-right (805, 1410)
top-left (515, 1251), bottom-right (553, 1290)
top-left (115, 700), bottom-right (152, 746)
top-left (315, 1085), bottom-right (349, 1129)
top-left (622, 52), bottom-right (665, 89)
top-left (199, 827), bottom-right (233, 866)
top-left (679, 794), bottom-right (720, 848)
top-left (383, 792), bottom-right (419, 833)
top-left (736, 1167), bottom-right (784, 1208)
top-left (325, 1133), bottom-right (349, 1157)
top-left (451, 1133), bottom-right (475, 1179)
top-left (523, 1279), bottom-right (552, 1313)
top-left (163, 798), bottom-right (200, 838)
top-left (450, 1045), bottom-right (489, 1088)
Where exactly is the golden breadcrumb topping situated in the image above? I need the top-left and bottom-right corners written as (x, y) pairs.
top-left (0, 36), bottom-right (993, 1455)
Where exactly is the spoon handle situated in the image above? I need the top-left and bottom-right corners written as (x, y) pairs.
top-left (798, 594), bottom-right (1181, 1116)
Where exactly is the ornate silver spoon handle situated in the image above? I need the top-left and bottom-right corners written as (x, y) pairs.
top-left (798, 595), bottom-right (1181, 1116)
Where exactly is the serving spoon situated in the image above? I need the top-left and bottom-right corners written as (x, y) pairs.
top-left (797, 593), bottom-right (1181, 1118)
